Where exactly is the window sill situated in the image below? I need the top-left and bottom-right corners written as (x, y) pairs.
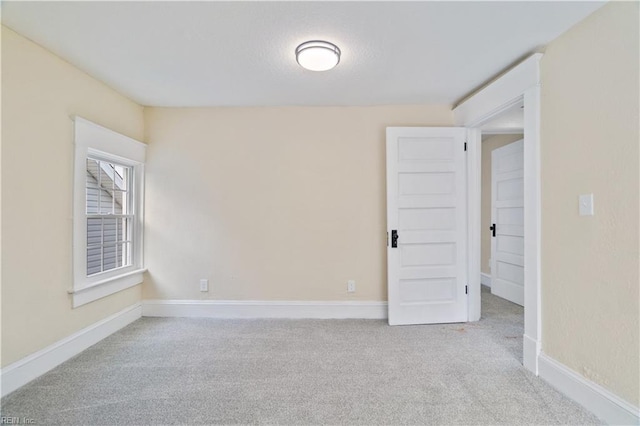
top-left (69, 268), bottom-right (146, 308)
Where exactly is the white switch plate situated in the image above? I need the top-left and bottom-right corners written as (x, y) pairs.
top-left (199, 279), bottom-right (209, 292)
top-left (347, 280), bottom-right (356, 293)
top-left (579, 194), bottom-right (594, 216)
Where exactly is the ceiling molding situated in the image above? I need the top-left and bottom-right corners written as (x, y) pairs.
top-left (453, 53), bottom-right (541, 128)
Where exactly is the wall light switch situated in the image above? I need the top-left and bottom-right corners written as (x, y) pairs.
top-left (199, 279), bottom-right (209, 292)
top-left (579, 194), bottom-right (594, 216)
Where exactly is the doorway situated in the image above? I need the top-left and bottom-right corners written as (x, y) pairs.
top-left (453, 53), bottom-right (542, 374)
top-left (489, 138), bottom-right (525, 306)
top-left (479, 100), bottom-right (525, 307)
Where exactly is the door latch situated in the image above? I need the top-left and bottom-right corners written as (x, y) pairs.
top-left (490, 224), bottom-right (496, 237)
top-left (391, 230), bottom-right (399, 248)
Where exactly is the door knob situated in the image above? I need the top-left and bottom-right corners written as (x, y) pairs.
top-left (391, 230), bottom-right (399, 248)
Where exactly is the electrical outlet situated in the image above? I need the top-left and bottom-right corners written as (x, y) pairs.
top-left (199, 279), bottom-right (209, 292)
top-left (347, 280), bottom-right (356, 293)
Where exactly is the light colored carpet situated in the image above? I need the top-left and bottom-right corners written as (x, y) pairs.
top-left (1, 287), bottom-right (601, 425)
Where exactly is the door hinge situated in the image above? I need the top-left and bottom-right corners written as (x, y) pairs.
top-left (490, 223), bottom-right (496, 237)
top-left (465, 285), bottom-right (468, 294)
top-left (386, 231), bottom-right (389, 247)
top-left (464, 142), bottom-right (467, 151)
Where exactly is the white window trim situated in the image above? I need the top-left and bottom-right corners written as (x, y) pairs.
top-left (71, 116), bottom-right (147, 308)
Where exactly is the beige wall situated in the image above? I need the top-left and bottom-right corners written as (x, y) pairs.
top-left (540, 2), bottom-right (639, 406)
top-left (1, 26), bottom-right (144, 366)
top-left (481, 134), bottom-right (523, 275)
top-left (3, 2), bottom-right (638, 410)
top-left (143, 106), bottom-right (452, 301)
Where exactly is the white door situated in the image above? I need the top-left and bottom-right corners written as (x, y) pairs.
top-left (386, 127), bottom-right (468, 326)
top-left (490, 139), bottom-right (524, 306)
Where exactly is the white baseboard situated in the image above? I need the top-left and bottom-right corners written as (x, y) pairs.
top-left (142, 299), bottom-right (388, 319)
top-left (1, 303), bottom-right (142, 397)
top-left (480, 273), bottom-right (492, 287)
top-left (538, 353), bottom-right (640, 425)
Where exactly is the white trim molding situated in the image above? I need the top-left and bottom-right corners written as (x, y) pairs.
top-left (538, 353), bottom-right (640, 425)
top-left (142, 300), bottom-right (388, 319)
top-left (466, 128), bottom-right (482, 322)
top-left (480, 273), bottom-right (492, 287)
top-left (68, 269), bottom-right (145, 308)
top-left (481, 128), bottom-right (525, 135)
top-left (522, 334), bottom-right (539, 377)
top-left (72, 116), bottom-right (147, 307)
top-left (1, 303), bottom-right (142, 397)
top-left (522, 83), bottom-right (542, 374)
top-left (453, 52), bottom-right (542, 375)
top-left (454, 53), bottom-right (542, 127)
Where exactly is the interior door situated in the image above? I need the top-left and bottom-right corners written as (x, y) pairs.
top-left (386, 127), bottom-right (468, 326)
top-left (490, 139), bottom-right (524, 306)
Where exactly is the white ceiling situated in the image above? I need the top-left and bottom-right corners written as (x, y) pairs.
top-left (1, 1), bottom-right (604, 107)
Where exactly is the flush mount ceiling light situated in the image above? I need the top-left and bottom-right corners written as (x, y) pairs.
top-left (295, 40), bottom-right (341, 72)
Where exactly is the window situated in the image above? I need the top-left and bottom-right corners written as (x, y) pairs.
top-left (86, 158), bottom-right (133, 276)
top-left (72, 117), bottom-right (146, 307)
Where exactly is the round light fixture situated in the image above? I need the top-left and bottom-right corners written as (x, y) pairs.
top-left (295, 40), bottom-right (341, 72)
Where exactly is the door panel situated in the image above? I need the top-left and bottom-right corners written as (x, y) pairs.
top-left (399, 208), bottom-right (456, 231)
top-left (491, 139), bottom-right (525, 306)
top-left (387, 127), bottom-right (468, 325)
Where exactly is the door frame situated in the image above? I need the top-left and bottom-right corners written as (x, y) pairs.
top-left (454, 53), bottom-right (542, 375)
